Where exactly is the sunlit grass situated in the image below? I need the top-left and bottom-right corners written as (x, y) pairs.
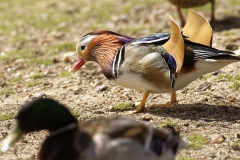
top-left (216, 74), bottom-right (240, 90)
top-left (113, 103), bottom-right (134, 111)
top-left (0, 90), bottom-right (14, 96)
top-left (26, 80), bottom-right (42, 87)
top-left (159, 118), bottom-right (178, 128)
top-left (0, 112), bottom-right (14, 121)
top-left (30, 73), bottom-right (43, 80)
top-left (187, 134), bottom-right (208, 150)
top-left (60, 71), bottom-right (72, 77)
top-left (10, 76), bottom-right (23, 83)
top-left (49, 42), bottom-right (76, 55)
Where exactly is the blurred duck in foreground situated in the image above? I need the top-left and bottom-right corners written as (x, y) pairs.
top-left (168, 0), bottom-right (215, 26)
top-left (72, 10), bottom-right (240, 114)
top-left (0, 98), bottom-right (187, 160)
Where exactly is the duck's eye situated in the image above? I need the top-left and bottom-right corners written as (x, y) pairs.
top-left (81, 45), bottom-right (86, 50)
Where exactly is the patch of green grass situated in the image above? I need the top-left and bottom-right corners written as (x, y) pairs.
top-left (0, 50), bottom-right (52, 66)
top-left (49, 42), bottom-right (76, 55)
top-left (0, 112), bottom-right (14, 121)
top-left (229, 81), bottom-right (240, 90)
top-left (60, 71), bottom-right (71, 77)
top-left (0, 90), bottom-right (14, 96)
top-left (28, 58), bottom-right (53, 66)
top-left (26, 80), bottom-right (42, 87)
top-left (30, 73), bottom-right (42, 80)
top-left (70, 109), bottom-right (79, 117)
top-left (113, 103), bottom-right (134, 111)
top-left (0, 50), bottom-right (35, 61)
top-left (232, 139), bottom-right (240, 150)
top-left (187, 134), bottom-right (208, 150)
top-left (177, 156), bottom-right (195, 160)
top-left (160, 119), bottom-right (178, 128)
top-left (10, 76), bottom-right (23, 83)
top-left (216, 74), bottom-right (240, 90)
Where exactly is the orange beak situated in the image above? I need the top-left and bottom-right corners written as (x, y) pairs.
top-left (72, 57), bottom-right (86, 72)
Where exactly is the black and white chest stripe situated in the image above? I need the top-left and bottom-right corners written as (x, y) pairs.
top-left (112, 46), bottom-right (125, 79)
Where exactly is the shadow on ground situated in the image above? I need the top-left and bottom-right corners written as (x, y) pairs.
top-left (211, 16), bottom-right (240, 32)
top-left (146, 104), bottom-right (240, 122)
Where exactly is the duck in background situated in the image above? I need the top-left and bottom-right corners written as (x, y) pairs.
top-left (168, 0), bottom-right (215, 26)
top-left (0, 98), bottom-right (187, 160)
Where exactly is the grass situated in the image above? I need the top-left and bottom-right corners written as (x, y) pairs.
top-left (232, 139), bottom-right (240, 150)
top-left (216, 74), bottom-right (240, 90)
top-left (49, 42), bottom-right (76, 55)
top-left (113, 103), bottom-right (134, 111)
top-left (26, 80), bottom-right (42, 87)
top-left (159, 118), bottom-right (178, 128)
top-left (10, 76), bottom-right (23, 83)
top-left (30, 73), bottom-right (43, 80)
top-left (60, 71), bottom-right (72, 77)
top-left (0, 50), bottom-right (35, 61)
top-left (0, 112), bottom-right (14, 121)
top-left (187, 134), bottom-right (208, 150)
top-left (70, 109), bottom-right (79, 117)
top-left (0, 90), bottom-right (14, 96)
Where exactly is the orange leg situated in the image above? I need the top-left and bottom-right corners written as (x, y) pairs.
top-left (151, 91), bottom-right (177, 108)
top-left (125, 92), bottom-right (150, 115)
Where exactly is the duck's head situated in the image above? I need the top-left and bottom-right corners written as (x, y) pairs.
top-left (72, 30), bottom-right (134, 72)
top-left (0, 98), bottom-right (77, 153)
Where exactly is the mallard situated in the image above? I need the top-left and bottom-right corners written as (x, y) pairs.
top-left (0, 98), bottom-right (187, 160)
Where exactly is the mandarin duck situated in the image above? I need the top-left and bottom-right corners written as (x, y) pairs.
top-left (168, 0), bottom-right (215, 26)
top-left (72, 10), bottom-right (240, 114)
top-left (0, 98), bottom-right (187, 160)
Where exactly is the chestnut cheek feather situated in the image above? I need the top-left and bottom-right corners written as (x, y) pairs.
top-left (72, 57), bottom-right (86, 71)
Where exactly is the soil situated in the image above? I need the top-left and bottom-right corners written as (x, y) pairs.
top-left (0, 0), bottom-right (240, 159)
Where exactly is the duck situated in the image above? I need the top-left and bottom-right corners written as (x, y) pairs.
top-left (0, 98), bottom-right (187, 160)
top-left (168, 0), bottom-right (215, 26)
top-left (72, 10), bottom-right (240, 114)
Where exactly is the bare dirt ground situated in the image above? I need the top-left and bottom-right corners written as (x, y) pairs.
top-left (0, 0), bottom-right (240, 159)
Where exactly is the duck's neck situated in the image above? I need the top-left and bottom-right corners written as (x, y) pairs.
top-left (95, 36), bottom-right (134, 79)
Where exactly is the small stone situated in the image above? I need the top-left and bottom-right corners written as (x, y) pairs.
top-left (211, 134), bottom-right (225, 143)
top-left (212, 70), bottom-right (222, 76)
top-left (21, 139), bottom-right (28, 143)
top-left (134, 102), bottom-right (140, 107)
top-left (23, 88), bottom-right (28, 92)
top-left (198, 82), bottom-right (212, 91)
top-left (108, 106), bottom-right (114, 110)
top-left (95, 85), bottom-right (108, 92)
top-left (62, 52), bottom-right (75, 63)
top-left (142, 116), bottom-right (153, 121)
top-left (93, 110), bottom-right (104, 114)
top-left (43, 81), bottom-right (51, 86)
top-left (226, 44), bottom-right (238, 51)
top-left (34, 92), bottom-right (46, 98)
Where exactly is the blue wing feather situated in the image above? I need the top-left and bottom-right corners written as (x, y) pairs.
top-left (131, 33), bottom-right (171, 44)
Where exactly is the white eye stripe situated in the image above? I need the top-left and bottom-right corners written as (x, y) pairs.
top-left (78, 35), bottom-right (97, 48)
